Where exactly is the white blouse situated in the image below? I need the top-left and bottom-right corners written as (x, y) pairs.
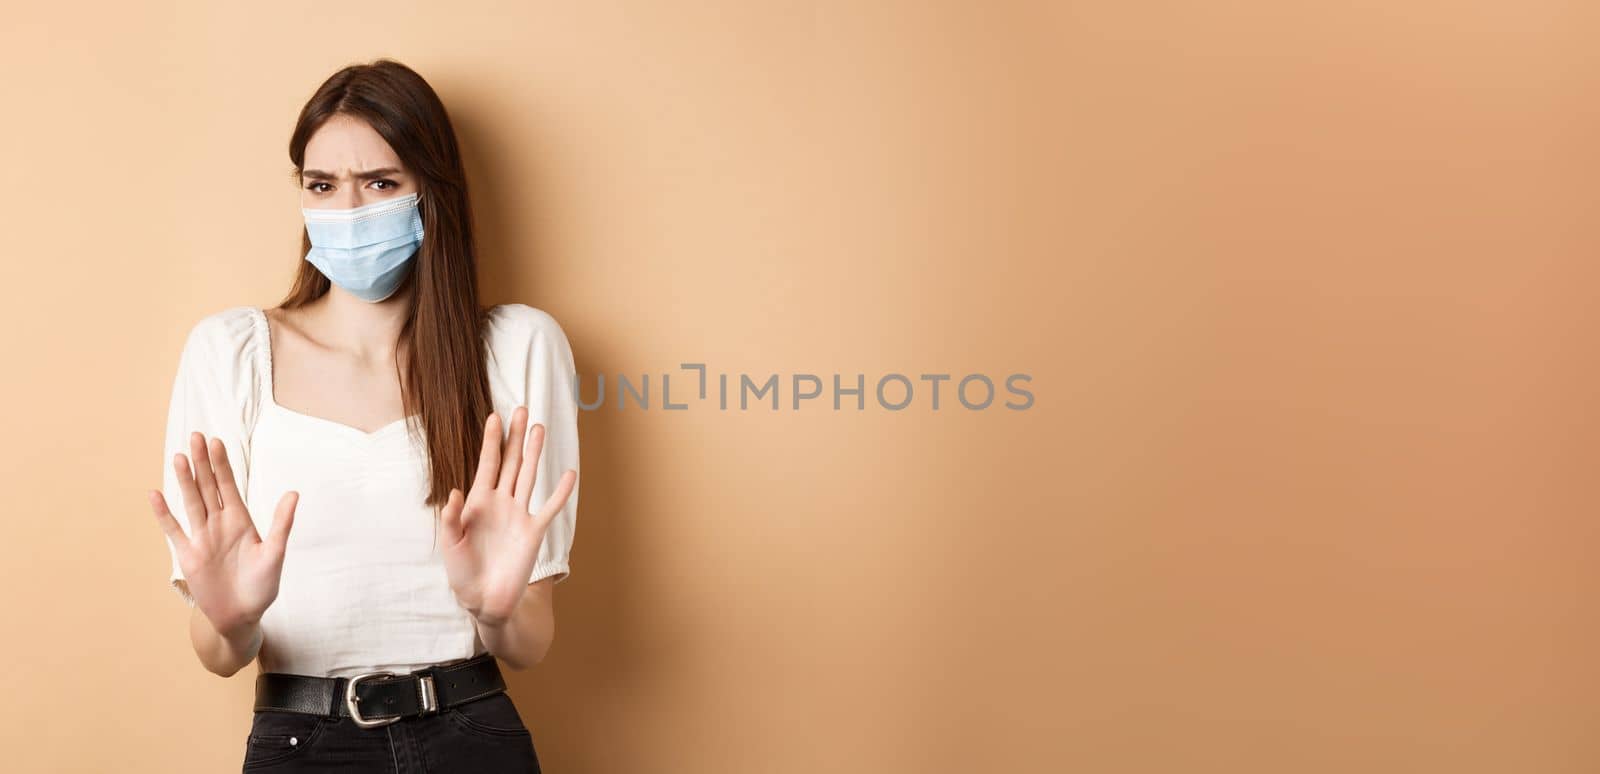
top-left (159, 304), bottom-right (580, 678)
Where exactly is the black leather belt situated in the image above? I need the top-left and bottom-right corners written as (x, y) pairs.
top-left (254, 652), bottom-right (507, 729)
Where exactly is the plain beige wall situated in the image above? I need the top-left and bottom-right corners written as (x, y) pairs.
top-left (0, 2), bottom-right (1593, 772)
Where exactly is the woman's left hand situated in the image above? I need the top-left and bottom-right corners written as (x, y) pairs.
top-left (441, 406), bottom-right (578, 627)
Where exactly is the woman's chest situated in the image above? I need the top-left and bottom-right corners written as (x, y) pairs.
top-left (244, 403), bottom-right (439, 553)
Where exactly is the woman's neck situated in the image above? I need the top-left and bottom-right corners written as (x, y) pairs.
top-left (295, 285), bottom-right (413, 363)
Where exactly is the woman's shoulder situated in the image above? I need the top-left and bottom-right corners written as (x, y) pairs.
top-left (483, 303), bottom-right (570, 351)
top-left (482, 304), bottom-right (577, 395)
top-left (175, 305), bottom-right (264, 389)
top-left (185, 304), bottom-right (258, 337)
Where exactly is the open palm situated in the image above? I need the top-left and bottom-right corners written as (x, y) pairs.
top-left (148, 432), bottom-right (298, 636)
top-left (441, 406), bottom-right (578, 627)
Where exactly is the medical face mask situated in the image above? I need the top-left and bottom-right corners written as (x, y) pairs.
top-left (302, 192), bottom-right (425, 303)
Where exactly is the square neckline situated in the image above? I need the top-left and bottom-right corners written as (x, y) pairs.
top-left (249, 306), bottom-right (415, 442)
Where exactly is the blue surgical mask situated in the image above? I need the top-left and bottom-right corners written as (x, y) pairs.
top-left (302, 192), bottom-right (425, 303)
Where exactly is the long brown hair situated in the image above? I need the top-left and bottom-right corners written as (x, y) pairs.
top-left (277, 58), bottom-right (493, 514)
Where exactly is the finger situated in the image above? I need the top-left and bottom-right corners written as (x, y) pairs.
top-left (208, 437), bottom-right (247, 513)
top-left (513, 423), bottom-right (545, 509)
top-left (439, 488), bottom-right (466, 543)
top-left (264, 491), bottom-right (298, 553)
top-left (173, 451), bottom-right (208, 534)
top-left (147, 489), bottom-right (192, 553)
top-left (532, 469), bottom-right (578, 529)
top-left (189, 432), bottom-right (223, 516)
top-left (472, 412), bottom-right (502, 493)
top-left (497, 406), bottom-right (528, 494)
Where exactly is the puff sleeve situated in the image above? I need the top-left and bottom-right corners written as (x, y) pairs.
top-left (486, 304), bottom-right (581, 585)
top-left (159, 310), bottom-right (259, 607)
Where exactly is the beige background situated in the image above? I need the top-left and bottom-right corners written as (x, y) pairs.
top-left (0, 2), bottom-right (1593, 772)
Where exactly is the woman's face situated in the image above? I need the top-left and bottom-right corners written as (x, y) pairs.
top-left (299, 113), bottom-right (417, 209)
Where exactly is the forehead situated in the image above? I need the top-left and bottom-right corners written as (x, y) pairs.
top-left (303, 114), bottom-right (403, 175)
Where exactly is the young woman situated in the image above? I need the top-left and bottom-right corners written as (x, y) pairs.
top-left (145, 59), bottom-right (578, 773)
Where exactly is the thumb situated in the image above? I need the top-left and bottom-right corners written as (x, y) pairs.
top-left (265, 491), bottom-right (298, 552)
top-left (439, 488), bottom-right (465, 545)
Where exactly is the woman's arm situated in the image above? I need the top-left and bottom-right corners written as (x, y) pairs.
top-left (475, 576), bottom-right (557, 671)
top-left (188, 603), bottom-right (263, 677)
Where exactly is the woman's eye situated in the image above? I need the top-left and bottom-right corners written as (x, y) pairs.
top-left (306, 182), bottom-right (330, 193)
top-left (372, 179), bottom-right (397, 191)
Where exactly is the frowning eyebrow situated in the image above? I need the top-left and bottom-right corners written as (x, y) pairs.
top-left (301, 166), bottom-right (403, 181)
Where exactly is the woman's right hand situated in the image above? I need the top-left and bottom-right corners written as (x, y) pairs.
top-left (147, 432), bottom-right (298, 638)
